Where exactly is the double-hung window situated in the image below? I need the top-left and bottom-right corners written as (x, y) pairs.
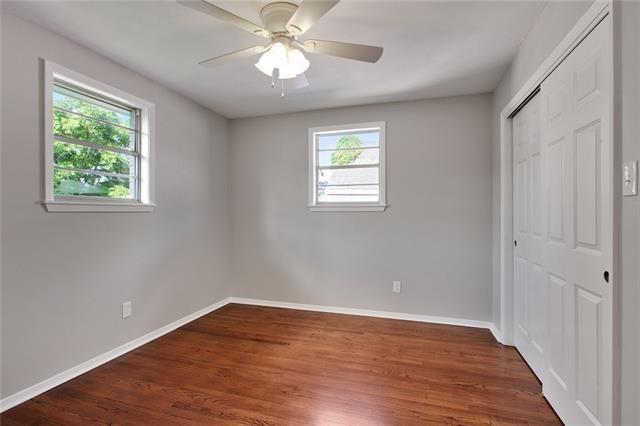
top-left (308, 122), bottom-right (386, 211)
top-left (43, 60), bottom-right (155, 212)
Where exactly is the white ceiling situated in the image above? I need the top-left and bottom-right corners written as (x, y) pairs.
top-left (4, 0), bottom-right (546, 118)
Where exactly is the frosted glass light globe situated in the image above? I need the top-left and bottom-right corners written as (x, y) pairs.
top-left (269, 42), bottom-right (288, 68)
top-left (255, 43), bottom-right (310, 79)
top-left (255, 52), bottom-right (275, 76)
top-left (287, 48), bottom-right (310, 75)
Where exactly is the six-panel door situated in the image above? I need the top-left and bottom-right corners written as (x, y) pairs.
top-left (513, 93), bottom-right (547, 382)
top-left (538, 15), bottom-right (612, 426)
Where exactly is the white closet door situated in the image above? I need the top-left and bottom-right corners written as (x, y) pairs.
top-left (513, 93), bottom-right (547, 381)
top-left (540, 15), bottom-right (612, 425)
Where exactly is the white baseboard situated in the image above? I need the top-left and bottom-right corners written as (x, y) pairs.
top-left (229, 297), bottom-right (495, 330)
top-left (489, 324), bottom-right (504, 344)
top-left (0, 297), bottom-right (233, 413)
top-left (1, 296), bottom-right (502, 413)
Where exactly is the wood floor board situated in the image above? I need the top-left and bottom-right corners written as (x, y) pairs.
top-left (1, 304), bottom-right (562, 425)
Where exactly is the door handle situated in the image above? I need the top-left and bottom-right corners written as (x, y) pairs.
top-left (604, 270), bottom-right (609, 283)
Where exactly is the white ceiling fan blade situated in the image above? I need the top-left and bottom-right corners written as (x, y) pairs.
top-left (177, 0), bottom-right (269, 38)
top-left (290, 73), bottom-right (309, 89)
top-left (302, 40), bottom-right (383, 63)
top-left (286, 0), bottom-right (340, 35)
top-left (199, 45), bottom-right (268, 67)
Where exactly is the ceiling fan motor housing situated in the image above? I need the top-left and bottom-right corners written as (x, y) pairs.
top-left (260, 2), bottom-right (298, 35)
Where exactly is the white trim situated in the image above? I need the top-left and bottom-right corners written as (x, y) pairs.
top-left (498, 1), bottom-right (610, 346)
top-left (229, 297), bottom-right (494, 330)
top-left (308, 204), bottom-right (387, 212)
top-left (42, 59), bottom-right (156, 212)
top-left (42, 200), bottom-right (156, 213)
top-left (308, 121), bottom-right (387, 212)
top-left (0, 297), bottom-right (232, 413)
top-left (489, 324), bottom-right (504, 344)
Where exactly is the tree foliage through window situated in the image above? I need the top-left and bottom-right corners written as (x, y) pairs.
top-left (330, 135), bottom-right (363, 166)
top-left (53, 91), bottom-right (136, 199)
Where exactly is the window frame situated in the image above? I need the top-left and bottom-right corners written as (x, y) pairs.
top-left (308, 121), bottom-right (387, 212)
top-left (43, 59), bottom-right (155, 212)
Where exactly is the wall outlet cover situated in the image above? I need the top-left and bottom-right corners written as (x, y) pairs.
top-left (392, 281), bottom-right (402, 293)
top-left (122, 301), bottom-right (132, 318)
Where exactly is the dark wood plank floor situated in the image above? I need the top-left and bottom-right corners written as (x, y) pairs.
top-left (1, 304), bottom-right (561, 425)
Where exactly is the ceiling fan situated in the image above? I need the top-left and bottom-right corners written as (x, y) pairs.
top-left (177, 0), bottom-right (383, 95)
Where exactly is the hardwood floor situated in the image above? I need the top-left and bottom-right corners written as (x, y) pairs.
top-left (1, 304), bottom-right (561, 425)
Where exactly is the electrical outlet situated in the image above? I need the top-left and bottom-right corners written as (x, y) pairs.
top-left (392, 281), bottom-right (402, 293)
top-left (122, 301), bottom-right (132, 319)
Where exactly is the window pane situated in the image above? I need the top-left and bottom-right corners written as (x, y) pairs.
top-left (54, 140), bottom-right (136, 175)
top-left (54, 84), bottom-right (135, 128)
top-left (53, 109), bottom-right (136, 150)
top-left (318, 166), bottom-right (379, 186)
top-left (318, 185), bottom-right (379, 203)
top-left (318, 147), bottom-right (379, 167)
top-left (54, 169), bottom-right (135, 199)
top-left (317, 131), bottom-right (379, 150)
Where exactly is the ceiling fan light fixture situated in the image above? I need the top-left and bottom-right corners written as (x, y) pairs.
top-left (255, 41), bottom-right (287, 76)
top-left (255, 52), bottom-right (276, 76)
top-left (255, 42), bottom-right (310, 79)
top-left (287, 48), bottom-right (310, 75)
top-left (183, 0), bottom-right (385, 94)
top-left (269, 42), bottom-right (288, 67)
top-left (278, 66), bottom-right (297, 80)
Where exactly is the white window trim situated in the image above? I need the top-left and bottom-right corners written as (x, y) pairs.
top-left (42, 59), bottom-right (156, 213)
top-left (308, 121), bottom-right (387, 212)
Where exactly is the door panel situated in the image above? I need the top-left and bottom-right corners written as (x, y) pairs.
top-left (575, 285), bottom-right (601, 421)
top-left (531, 153), bottom-right (542, 238)
top-left (548, 273), bottom-right (567, 389)
top-left (513, 92), bottom-right (545, 379)
top-left (530, 262), bottom-right (545, 354)
top-left (547, 137), bottom-right (565, 244)
top-left (539, 15), bottom-right (612, 425)
top-left (516, 256), bottom-right (529, 336)
top-left (547, 86), bottom-right (565, 123)
top-left (517, 160), bottom-right (528, 234)
top-left (575, 122), bottom-right (601, 251)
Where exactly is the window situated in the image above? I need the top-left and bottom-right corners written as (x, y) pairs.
top-left (43, 60), bottom-right (155, 212)
top-left (308, 122), bottom-right (386, 211)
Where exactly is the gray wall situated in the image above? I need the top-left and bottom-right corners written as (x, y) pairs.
top-left (0, 13), bottom-right (231, 398)
top-left (491, 1), bottom-right (640, 423)
top-left (229, 95), bottom-right (493, 321)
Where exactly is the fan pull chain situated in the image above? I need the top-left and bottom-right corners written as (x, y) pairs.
top-left (281, 79), bottom-right (285, 100)
top-left (271, 73), bottom-right (275, 88)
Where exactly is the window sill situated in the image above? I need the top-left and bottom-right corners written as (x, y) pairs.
top-left (42, 200), bottom-right (156, 213)
top-left (308, 204), bottom-right (388, 212)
